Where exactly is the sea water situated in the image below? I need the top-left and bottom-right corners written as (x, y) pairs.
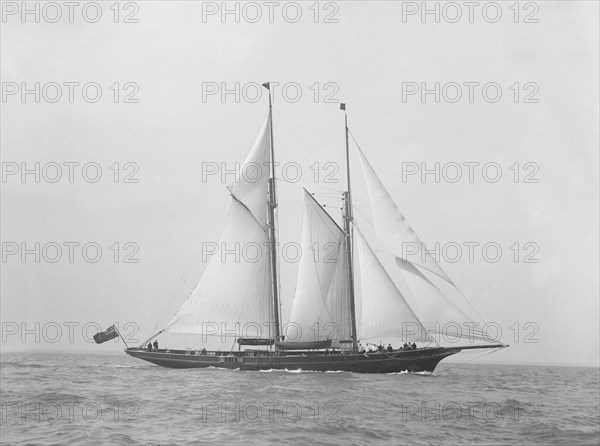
top-left (1, 352), bottom-right (598, 445)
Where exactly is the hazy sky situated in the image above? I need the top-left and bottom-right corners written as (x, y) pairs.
top-left (1, 1), bottom-right (598, 366)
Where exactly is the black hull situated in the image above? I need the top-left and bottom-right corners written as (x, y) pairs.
top-left (124, 347), bottom-right (461, 373)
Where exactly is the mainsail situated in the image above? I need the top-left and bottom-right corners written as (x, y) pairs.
top-left (163, 113), bottom-right (274, 339)
top-left (164, 197), bottom-right (272, 338)
top-left (288, 189), bottom-right (350, 342)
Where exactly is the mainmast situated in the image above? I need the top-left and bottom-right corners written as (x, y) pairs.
top-left (341, 103), bottom-right (359, 352)
top-left (264, 82), bottom-right (282, 341)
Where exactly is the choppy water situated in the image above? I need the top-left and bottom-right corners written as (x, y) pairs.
top-left (1, 352), bottom-right (598, 446)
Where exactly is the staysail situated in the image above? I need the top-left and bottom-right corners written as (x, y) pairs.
top-left (287, 189), bottom-right (351, 342)
top-left (354, 227), bottom-right (432, 342)
top-left (389, 256), bottom-right (495, 342)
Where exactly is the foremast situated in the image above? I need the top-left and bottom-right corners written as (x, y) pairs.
top-left (264, 83), bottom-right (282, 342)
top-left (341, 103), bottom-right (359, 353)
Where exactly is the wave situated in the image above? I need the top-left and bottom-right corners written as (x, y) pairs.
top-left (107, 364), bottom-right (151, 369)
top-left (257, 368), bottom-right (349, 374)
top-left (258, 368), bottom-right (303, 373)
top-left (0, 360), bottom-right (46, 369)
top-left (203, 366), bottom-right (241, 371)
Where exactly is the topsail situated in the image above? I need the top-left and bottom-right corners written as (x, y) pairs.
top-left (227, 113), bottom-right (272, 227)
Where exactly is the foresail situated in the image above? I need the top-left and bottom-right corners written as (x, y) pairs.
top-left (355, 144), bottom-right (453, 285)
top-left (227, 113), bottom-right (271, 227)
top-left (390, 256), bottom-right (497, 343)
top-left (355, 228), bottom-right (432, 342)
top-left (288, 190), bottom-right (350, 342)
top-left (164, 198), bottom-right (272, 338)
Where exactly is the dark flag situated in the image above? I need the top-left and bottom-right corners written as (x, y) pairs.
top-left (262, 82), bottom-right (270, 90)
top-left (93, 324), bottom-right (119, 344)
top-left (340, 103), bottom-right (346, 110)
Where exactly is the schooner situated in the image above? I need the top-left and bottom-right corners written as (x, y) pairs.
top-left (124, 83), bottom-right (507, 372)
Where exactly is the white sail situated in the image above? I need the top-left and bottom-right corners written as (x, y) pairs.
top-left (164, 114), bottom-right (275, 339)
top-left (353, 145), bottom-right (494, 343)
top-left (355, 227), bottom-right (431, 342)
top-left (288, 189), bottom-right (350, 342)
top-left (390, 257), bottom-right (495, 342)
top-left (355, 144), bottom-right (453, 284)
top-left (164, 198), bottom-right (272, 338)
top-left (227, 113), bottom-right (272, 227)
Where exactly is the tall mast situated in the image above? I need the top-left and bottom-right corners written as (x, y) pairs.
top-left (264, 82), bottom-right (281, 341)
top-left (341, 103), bottom-right (359, 352)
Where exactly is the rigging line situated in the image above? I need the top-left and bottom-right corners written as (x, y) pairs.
top-left (313, 190), bottom-right (343, 195)
top-left (314, 195), bottom-right (343, 201)
top-left (315, 197), bottom-right (344, 205)
top-left (439, 347), bottom-right (504, 373)
top-left (274, 108), bottom-right (344, 157)
top-left (151, 195), bottom-right (230, 333)
top-left (348, 130), bottom-right (361, 154)
top-left (352, 204), bottom-right (374, 227)
top-left (235, 251), bottom-right (267, 330)
top-left (317, 198), bottom-right (343, 204)
top-left (175, 198), bottom-right (229, 287)
top-left (138, 313), bottom-right (189, 348)
top-left (173, 199), bottom-right (226, 295)
top-left (273, 196), bottom-right (283, 328)
top-left (228, 263), bottom-right (263, 353)
top-left (310, 126), bottom-right (345, 155)
top-left (272, 110), bottom-right (346, 192)
top-left (425, 338), bottom-right (441, 348)
top-left (268, 106), bottom-right (282, 333)
top-left (452, 285), bottom-right (488, 327)
top-left (272, 109), bottom-right (320, 165)
top-left (321, 200), bottom-right (344, 209)
top-left (312, 186), bottom-right (345, 193)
